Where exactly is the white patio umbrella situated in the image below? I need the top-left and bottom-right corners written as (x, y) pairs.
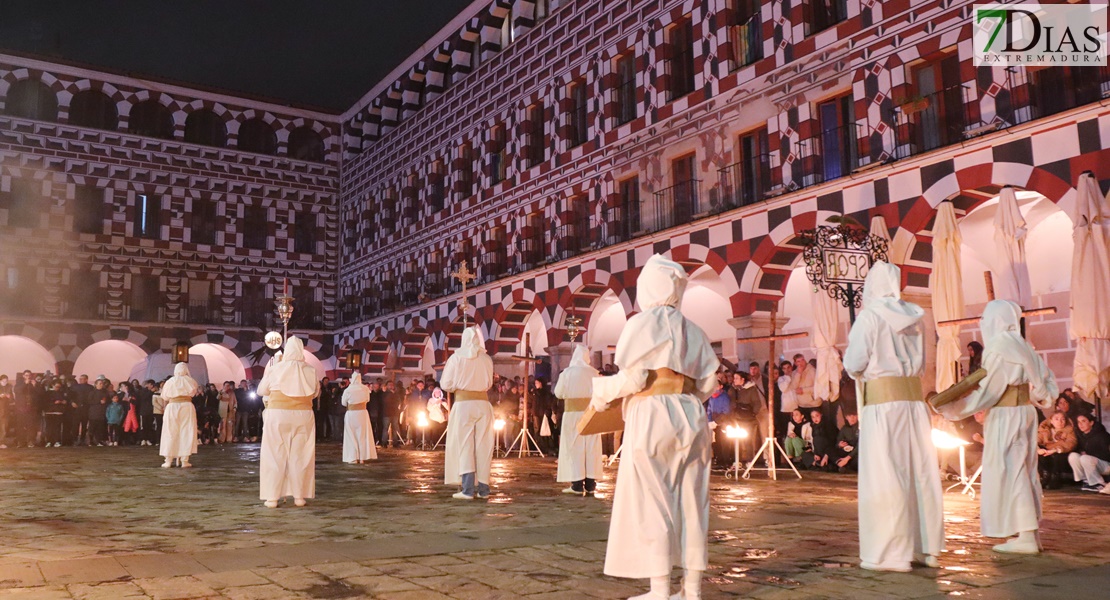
top-left (1070, 173), bottom-right (1110, 409)
top-left (812, 287), bottom-right (842, 403)
top-left (931, 202), bottom-right (964, 392)
top-left (870, 215), bottom-right (892, 245)
top-left (993, 187), bottom-right (1032, 307)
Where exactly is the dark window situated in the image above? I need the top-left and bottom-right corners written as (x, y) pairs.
top-left (242, 205), bottom-right (268, 249)
top-left (73, 184), bottom-right (105, 234)
top-left (568, 81), bottom-right (588, 147)
top-left (535, 0), bottom-right (548, 21)
top-left (3, 79), bottom-right (57, 121)
top-left (240, 282), bottom-right (267, 327)
top-left (67, 269), bottom-right (100, 319)
top-left (528, 104), bottom-right (545, 166)
top-left (490, 126), bottom-right (508, 185)
top-left (69, 90), bottom-right (117, 130)
top-left (128, 100), bottom-right (175, 139)
top-left (191, 198), bottom-right (218, 245)
top-left (429, 167), bottom-right (445, 213)
top-left (295, 211), bottom-right (316, 254)
top-left (134, 194), bottom-right (161, 239)
top-left (816, 95), bottom-right (857, 182)
top-left (292, 285), bottom-right (319, 329)
top-left (1023, 66), bottom-right (1107, 121)
top-left (238, 118), bottom-right (277, 154)
top-left (288, 126), bottom-right (325, 162)
top-left (615, 54), bottom-right (636, 125)
top-left (738, 129), bottom-right (771, 206)
top-left (619, 176), bottom-right (641, 236)
top-left (129, 274), bottom-right (160, 322)
top-left (0, 179), bottom-right (42, 228)
top-left (184, 110), bottom-right (227, 147)
top-left (669, 19), bottom-right (696, 100)
top-left (892, 53), bottom-right (967, 157)
top-left (458, 145), bottom-right (474, 199)
top-left (807, 0), bottom-right (848, 36)
top-left (186, 280), bottom-right (217, 324)
top-left (1, 266), bottom-right (36, 316)
top-left (732, 0), bottom-right (764, 68)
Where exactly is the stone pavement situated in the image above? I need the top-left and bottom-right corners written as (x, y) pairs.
top-left (0, 443), bottom-right (1107, 599)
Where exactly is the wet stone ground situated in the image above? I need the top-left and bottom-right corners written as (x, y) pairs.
top-left (0, 443), bottom-right (1107, 599)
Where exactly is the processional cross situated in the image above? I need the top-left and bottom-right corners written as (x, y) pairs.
top-left (451, 262), bottom-right (476, 327)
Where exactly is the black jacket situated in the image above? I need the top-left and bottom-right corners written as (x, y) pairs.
top-left (1077, 422), bottom-right (1110, 463)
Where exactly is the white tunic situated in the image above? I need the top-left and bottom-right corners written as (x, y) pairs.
top-left (342, 374), bottom-right (378, 463)
top-left (257, 337), bottom-right (319, 501)
top-left (159, 363), bottom-right (199, 459)
top-left (441, 327), bottom-right (495, 486)
top-left (939, 300), bottom-right (1058, 538)
top-left (591, 254), bottom-right (720, 579)
top-left (555, 345), bottom-right (603, 482)
top-left (844, 262), bottom-right (944, 570)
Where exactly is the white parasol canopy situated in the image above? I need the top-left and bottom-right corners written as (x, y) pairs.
top-left (812, 286), bottom-right (842, 403)
top-left (870, 215), bottom-right (892, 244)
top-left (993, 186), bottom-right (1032, 307)
top-left (931, 202), bottom-right (965, 392)
top-left (1070, 173), bottom-right (1110, 403)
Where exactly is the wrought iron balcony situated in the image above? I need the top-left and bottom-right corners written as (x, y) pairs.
top-left (548, 217), bottom-right (590, 261)
top-left (513, 236), bottom-right (545, 273)
top-left (1012, 66), bottom-right (1110, 125)
top-left (793, 123), bottom-right (864, 188)
top-left (718, 153), bottom-right (779, 211)
top-left (648, 179), bottom-right (701, 234)
top-left (891, 85), bottom-right (973, 161)
top-left (478, 250), bottom-right (507, 283)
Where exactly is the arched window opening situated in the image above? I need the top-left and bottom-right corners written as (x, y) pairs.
top-left (184, 109), bottom-right (227, 147)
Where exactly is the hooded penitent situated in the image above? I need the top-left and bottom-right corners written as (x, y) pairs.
top-left (862, 261), bottom-right (925, 332)
top-left (258, 337), bottom-right (318, 398)
top-left (590, 254), bottom-right (720, 587)
top-left (340, 371), bottom-right (377, 463)
top-left (555, 344), bottom-right (603, 484)
top-left (342, 372), bottom-right (370, 406)
top-left (979, 300), bottom-right (1057, 406)
top-left (160, 362), bottom-right (199, 398)
top-left (555, 344), bottom-right (598, 401)
top-left (441, 325), bottom-right (495, 488)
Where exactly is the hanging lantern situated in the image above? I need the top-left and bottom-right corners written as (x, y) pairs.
top-left (345, 348), bottom-right (362, 370)
top-left (171, 341), bottom-right (190, 364)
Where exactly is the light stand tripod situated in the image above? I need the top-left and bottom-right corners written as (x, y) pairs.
top-left (506, 333), bottom-right (545, 457)
top-left (734, 309), bottom-right (803, 481)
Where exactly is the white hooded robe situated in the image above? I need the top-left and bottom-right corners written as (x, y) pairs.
top-left (159, 362), bottom-right (199, 459)
top-left (441, 326), bottom-right (495, 486)
top-left (555, 344), bottom-right (603, 482)
top-left (342, 373), bottom-right (378, 463)
top-left (939, 300), bottom-right (1058, 538)
top-left (591, 254), bottom-right (720, 579)
top-left (257, 336), bottom-right (319, 501)
top-left (843, 261), bottom-right (944, 570)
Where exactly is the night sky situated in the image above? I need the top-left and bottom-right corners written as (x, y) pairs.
top-left (0, 0), bottom-right (476, 113)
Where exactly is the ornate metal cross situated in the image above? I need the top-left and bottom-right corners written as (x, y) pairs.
top-left (451, 262), bottom-right (476, 327)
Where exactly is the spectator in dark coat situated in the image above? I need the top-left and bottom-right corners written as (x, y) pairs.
top-left (803, 408), bottom-right (838, 471)
top-left (13, 370), bottom-right (41, 447)
top-left (834, 413), bottom-right (860, 472)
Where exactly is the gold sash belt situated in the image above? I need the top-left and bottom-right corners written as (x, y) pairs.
top-left (453, 390), bottom-right (489, 402)
top-left (995, 384), bottom-right (1030, 407)
top-left (346, 402), bottom-right (368, 411)
top-left (564, 397), bottom-right (591, 412)
top-left (631, 368), bottom-right (698, 399)
top-left (862, 376), bottom-right (923, 407)
top-left (267, 390), bottom-right (314, 410)
top-left (165, 396), bottom-right (193, 404)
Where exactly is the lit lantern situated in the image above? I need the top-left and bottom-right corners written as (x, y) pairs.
top-left (171, 341), bottom-right (190, 364)
top-left (345, 348), bottom-right (362, 370)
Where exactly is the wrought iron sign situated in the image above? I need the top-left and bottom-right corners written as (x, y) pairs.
top-left (799, 223), bottom-right (889, 323)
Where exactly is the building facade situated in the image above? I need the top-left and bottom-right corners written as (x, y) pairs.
top-left (2, 0), bottom-right (1105, 389)
top-left (335, 0), bottom-right (1105, 388)
top-left (0, 53), bottom-right (341, 380)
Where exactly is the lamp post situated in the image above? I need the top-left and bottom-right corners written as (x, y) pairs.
top-left (275, 278), bottom-right (294, 343)
top-left (724, 424), bottom-right (749, 480)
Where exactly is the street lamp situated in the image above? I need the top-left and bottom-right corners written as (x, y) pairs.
top-left (724, 424), bottom-right (749, 479)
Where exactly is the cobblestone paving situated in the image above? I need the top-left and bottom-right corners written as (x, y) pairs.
top-left (0, 443), bottom-right (1107, 599)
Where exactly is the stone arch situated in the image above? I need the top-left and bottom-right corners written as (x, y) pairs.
top-left (663, 243), bottom-right (743, 315)
top-left (73, 339), bottom-right (148, 383)
top-left (188, 343), bottom-right (246, 385)
top-left (489, 287), bottom-right (549, 354)
top-left (398, 317), bottom-right (433, 371)
top-left (0, 335), bottom-right (59, 377)
top-left (550, 269), bottom-right (633, 342)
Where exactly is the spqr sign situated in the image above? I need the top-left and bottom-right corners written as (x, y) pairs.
top-left (822, 248), bottom-right (872, 285)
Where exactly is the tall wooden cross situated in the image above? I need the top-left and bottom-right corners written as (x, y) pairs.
top-left (734, 309), bottom-right (807, 481)
top-left (451, 262), bottom-right (476, 327)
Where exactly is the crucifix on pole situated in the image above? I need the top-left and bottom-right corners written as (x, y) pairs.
top-left (506, 332), bottom-right (545, 457)
top-left (735, 308), bottom-right (806, 481)
top-left (451, 262), bottom-right (476, 327)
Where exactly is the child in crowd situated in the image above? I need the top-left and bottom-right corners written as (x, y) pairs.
top-left (784, 408), bottom-right (811, 462)
top-left (105, 394), bottom-right (126, 446)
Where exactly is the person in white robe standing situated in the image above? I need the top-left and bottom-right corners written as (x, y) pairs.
top-left (441, 326), bottom-right (495, 500)
top-left (590, 254), bottom-right (719, 600)
top-left (159, 362), bottom-right (199, 468)
top-left (341, 372), bottom-right (378, 464)
top-left (257, 336), bottom-right (319, 508)
top-left (555, 344), bottom-right (603, 495)
top-left (938, 300), bottom-right (1058, 553)
top-left (843, 261), bottom-right (944, 572)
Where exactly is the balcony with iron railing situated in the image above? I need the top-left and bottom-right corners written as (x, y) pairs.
top-left (478, 249), bottom-right (507, 283)
top-left (891, 85), bottom-right (973, 161)
top-left (647, 179), bottom-right (701, 234)
top-left (490, 150), bottom-right (509, 185)
top-left (548, 216), bottom-right (591, 261)
top-left (185, 302), bottom-right (221, 325)
top-left (616, 79), bottom-right (636, 126)
top-left (399, 281), bottom-right (419, 306)
top-left (731, 13), bottom-right (763, 68)
top-left (718, 152), bottom-right (780, 211)
top-left (513, 236), bottom-right (545, 272)
top-left (568, 104), bottom-right (589, 147)
top-left (1011, 66), bottom-right (1110, 126)
top-left (591, 202), bottom-right (641, 247)
top-left (793, 123), bottom-right (864, 188)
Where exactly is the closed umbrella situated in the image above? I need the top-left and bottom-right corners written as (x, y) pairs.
top-left (993, 187), bottom-right (1032, 307)
top-left (1070, 173), bottom-right (1110, 410)
top-left (812, 286), bottom-right (842, 403)
top-left (870, 215), bottom-right (892, 245)
top-left (931, 202), bottom-right (964, 392)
